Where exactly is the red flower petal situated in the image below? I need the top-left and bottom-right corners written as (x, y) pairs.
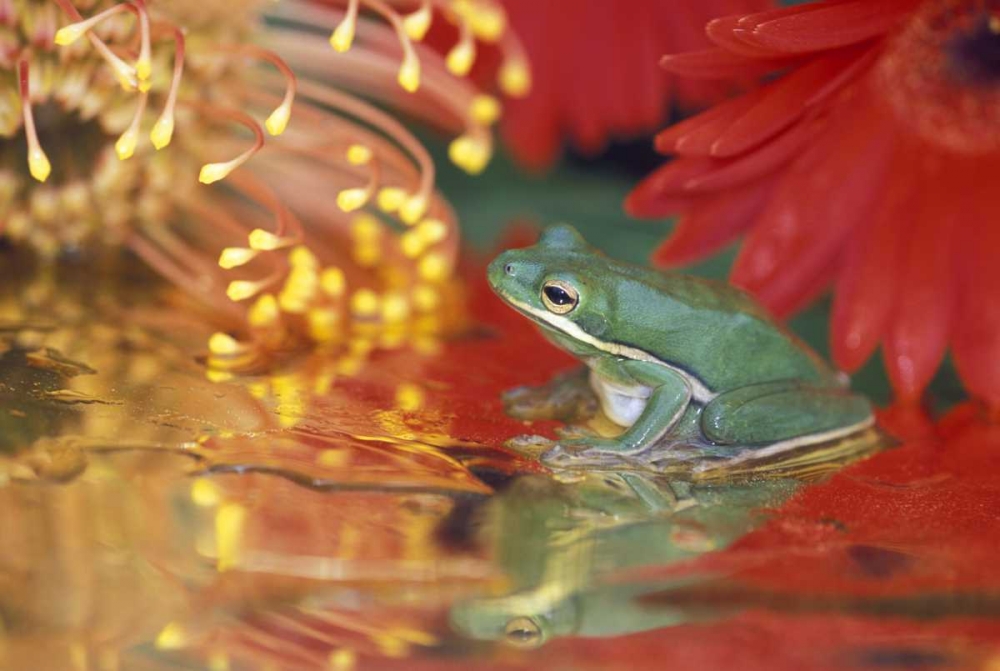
top-left (710, 47), bottom-right (872, 157)
top-left (651, 177), bottom-right (776, 267)
top-left (684, 114), bottom-right (821, 192)
top-left (951, 164), bottom-right (1000, 409)
top-left (660, 48), bottom-right (790, 80)
top-left (882, 156), bottom-right (960, 402)
top-left (655, 90), bottom-right (765, 155)
top-left (706, 10), bottom-right (813, 58)
top-left (829, 141), bottom-right (921, 373)
top-left (748, 0), bottom-right (918, 53)
top-left (731, 98), bottom-right (893, 316)
top-left (625, 157), bottom-right (720, 218)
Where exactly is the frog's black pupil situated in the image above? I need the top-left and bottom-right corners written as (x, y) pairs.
top-left (504, 263), bottom-right (514, 275)
top-left (544, 285), bottom-right (573, 305)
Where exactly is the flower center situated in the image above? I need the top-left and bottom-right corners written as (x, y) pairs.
top-left (876, 0), bottom-right (1000, 154)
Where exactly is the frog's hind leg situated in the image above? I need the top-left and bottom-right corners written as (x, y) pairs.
top-left (701, 381), bottom-right (874, 449)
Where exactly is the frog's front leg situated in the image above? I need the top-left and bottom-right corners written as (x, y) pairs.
top-left (547, 361), bottom-right (691, 463)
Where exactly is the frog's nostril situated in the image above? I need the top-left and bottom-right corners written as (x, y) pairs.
top-left (504, 263), bottom-right (515, 276)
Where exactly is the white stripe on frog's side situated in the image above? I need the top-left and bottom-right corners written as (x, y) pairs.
top-left (503, 295), bottom-right (717, 403)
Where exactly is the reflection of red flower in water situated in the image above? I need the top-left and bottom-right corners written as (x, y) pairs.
top-left (497, 0), bottom-right (770, 168)
top-left (627, 0), bottom-right (1000, 409)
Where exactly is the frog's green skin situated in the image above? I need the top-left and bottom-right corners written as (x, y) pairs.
top-left (487, 225), bottom-right (873, 467)
top-left (449, 473), bottom-right (800, 646)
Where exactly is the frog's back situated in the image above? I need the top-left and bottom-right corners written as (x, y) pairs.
top-left (605, 263), bottom-right (837, 391)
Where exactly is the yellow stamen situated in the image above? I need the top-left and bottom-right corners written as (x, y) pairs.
top-left (18, 61), bottom-right (51, 183)
top-left (289, 245), bottom-right (318, 269)
top-left (381, 293), bottom-right (410, 323)
top-left (499, 58), bottom-right (531, 97)
top-left (54, 4), bottom-right (128, 45)
top-left (115, 90), bottom-right (149, 160)
top-left (400, 193), bottom-right (428, 224)
top-left (208, 332), bottom-right (244, 356)
top-left (308, 308), bottom-right (341, 342)
top-left (135, 2), bottom-right (152, 83)
top-left (446, 23), bottom-right (476, 76)
top-left (448, 134), bottom-right (490, 175)
top-left (155, 623), bottom-right (187, 650)
top-left (468, 3), bottom-right (506, 41)
top-left (346, 144), bottom-right (372, 166)
top-left (413, 285), bottom-right (440, 311)
top-left (400, 230), bottom-right (425, 258)
top-left (350, 289), bottom-right (380, 317)
top-left (352, 214), bottom-right (382, 241)
top-left (150, 28), bottom-right (185, 150)
top-left (330, 0), bottom-right (360, 52)
top-left (403, 2), bottom-right (432, 40)
top-left (248, 228), bottom-right (295, 251)
top-left (218, 247), bottom-right (259, 269)
top-left (265, 100), bottom-right (292, 137)
top-left (248, 293), bottom-right (280, 327)
top-left (417, 218), bottom-right (448, 245)
top-left (337, 187), bottom-right (372, 212)
top-left (470, 95), bottom-right (501, 126)
top-left (320, 267), bottom-right (346, 297)
top-left (398, 51), bottom-right (421, 93)
top-left (199, 110), bottom-right (264, 184)
top-left (227, 279), bottom-right (266, 302)
top-left (418, 252), bottom-right (450, 282)
top-left (377, 187), bottom-right (407, 212)
top-left (215, 503), bottom-right (246, 571)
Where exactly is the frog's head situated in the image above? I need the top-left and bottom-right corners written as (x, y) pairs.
top-left (487, 225), bottom-right (611, 345)
top-left (449, 592), bottom-right (580, 649)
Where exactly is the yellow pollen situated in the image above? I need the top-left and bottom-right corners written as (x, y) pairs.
top-left (28, 148), bottom-right (51, 183)
top-left (352, 214), bottom-right (382, 241)
top-left (248, 228), bottom-right (294, 251)
top-left (114, 128), bottom-right (138, 161)
top-left (199, 162), bottom-right (235, 185)
top-left (346, 144), bottom-right (373, 166)
top-left (446, 35), bottom-right (476, 76)
top-left (150, 114), bottom-right (175, 150)
top-left (468, 4), bottom-right (506, 41)
top-left (226, 280), bottom-right (263, 302)
top-left (377, 187), bottom-right (407, 212)
top-left (136, 57), bottom-right (152, 83)
top-left (400, 194), bottom-right (428, 224)
top-left (418, 253), bottom-right (450, 282)
top-left (400, 230), bottom-right (425, 258)
top-left (403, 3), bottom-right (432, 41)
top-left (330, 0), bottom-right (359, 53)
top-left (417, 218), bottom-right (448, 244)
top-left (138, 78), bottom-right (152, 93)
top-left (350, 289), bottom-right (380, 317)
top-left (398, 52), bottom-right (421, 93)
top-left (218, 247), bottom-right (259, 269)
top-left (500, 59), bottom-right (531, 97)
top-left (470, 95), bottom-right (501, 125)
top-left (209, 332), bottom-right (243, 356)
top-left (413, 285), bottom-right (440, 312)
top-left (215, 503), bottom-right (246, 571)
top-left (265, 101), bottom-right (292, 136)
top-left (248, 294), bottom-right (280, 327)
top-left (337, 187), bottom-right (370, 212)
top-left (155, 622), bottom-right (187, 650)
top-left (289, 245), bottom-right (319, 269)
top-left (308, 308), bottom-right (341, 342)
top-left (54, 24), bottom-right (88, 46)
top-left (320, 267), bottom-right (346, 297)
top-left (353, 242), bottom-right (382, 267)
top-left (190, 478), bottom-right (221, 507)
top-left (381, 293), bottom-right (410, 322)
top-left (449, 135), bottom-right (490, 175)
top-left (328, 648), bottom-right (358, 671)
top-left (395, 383), bottom-right (424, 411)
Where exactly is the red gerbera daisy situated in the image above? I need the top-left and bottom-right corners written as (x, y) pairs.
top-left (627, 0), bottom-right (1000, 410)
top-left (497, 0), bottom-right (772, 168)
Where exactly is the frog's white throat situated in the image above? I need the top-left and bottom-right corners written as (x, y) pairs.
top-left (501, 295), bottom-right (716, 403)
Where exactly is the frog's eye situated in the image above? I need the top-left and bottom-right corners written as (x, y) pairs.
top-left (541, 280), bottom-right (579, 315)
top-left (504, 616), bottom-right (545, 649)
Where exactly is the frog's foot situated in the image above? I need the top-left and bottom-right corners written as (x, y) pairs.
top-left (540, 437), bottom-right (649, 470)
top-left (502, 368), bottom-right (597, 423)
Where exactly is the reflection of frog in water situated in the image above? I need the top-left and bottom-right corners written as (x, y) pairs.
top-left (449, 473), bottom-right (799, 648)
top-left (487, 225), bottom-right (875, 470)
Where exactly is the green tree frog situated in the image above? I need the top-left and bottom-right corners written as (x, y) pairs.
top-left (487, 225), bottom-right (874, 468)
